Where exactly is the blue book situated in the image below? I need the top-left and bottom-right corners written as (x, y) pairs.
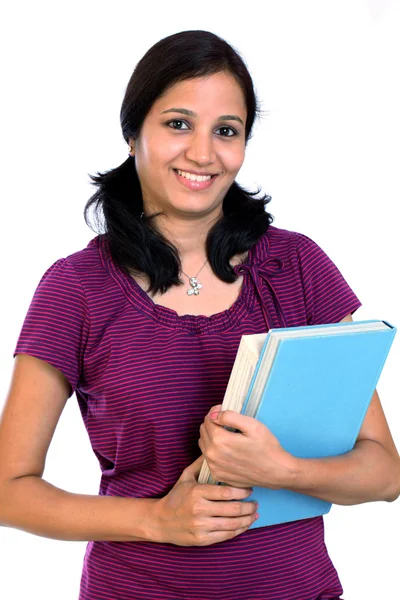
top-left (198, 320), bottom-right (396, 528)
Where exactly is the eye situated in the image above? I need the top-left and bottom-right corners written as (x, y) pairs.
top-left (216, 126), bottom-right (238, 137)
top-left (165, 120), bottom-right (238, 137)
top-left (166, 119), bottom-right (190, 130)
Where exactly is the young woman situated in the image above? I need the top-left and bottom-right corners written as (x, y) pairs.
top-left (0, 30), bottom-right (399, 600)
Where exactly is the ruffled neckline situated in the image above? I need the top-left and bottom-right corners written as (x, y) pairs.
top-left (94, 229), bottom-right (284, 334)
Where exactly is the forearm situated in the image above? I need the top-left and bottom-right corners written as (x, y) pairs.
top-left (287, 439), bottom-right (400, 505)
top-left (0, 475), bottom-right (159, 542)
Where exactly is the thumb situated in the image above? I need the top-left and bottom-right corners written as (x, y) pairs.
top-left (180, 454), bottom-right (206, 482)
top-left (210, 409), bottom-right (256, 435)
top-left (207, 404), bottom-right (222, 417)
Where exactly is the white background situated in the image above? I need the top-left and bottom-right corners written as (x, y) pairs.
top-left (1, 1), bottom-right (399, 598)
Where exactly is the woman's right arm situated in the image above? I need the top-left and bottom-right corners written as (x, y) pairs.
top-left (0, 355), bottom-right (258, 546)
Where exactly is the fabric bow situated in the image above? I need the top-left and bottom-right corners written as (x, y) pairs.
top-left (233, 256), bottom-right (287, 330)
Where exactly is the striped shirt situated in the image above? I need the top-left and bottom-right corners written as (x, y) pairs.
top-left (14, 225), bottom-right (361, 600)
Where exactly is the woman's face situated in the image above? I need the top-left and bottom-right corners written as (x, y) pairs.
top-left (129, 70), bottom-right (247, 220)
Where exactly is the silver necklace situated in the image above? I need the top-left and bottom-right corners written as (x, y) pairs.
top-left (181, 259), bottom-right (208, 296)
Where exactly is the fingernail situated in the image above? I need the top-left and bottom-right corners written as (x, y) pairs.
top-left (210, 411), bottom-right (219, 420)
top-left (254, 513), bottom-right (259, 519)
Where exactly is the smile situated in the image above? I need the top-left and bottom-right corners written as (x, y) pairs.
top-left (173, 169), bottom-right (218, 191)
top-left (174, 169), bottom-right (214, 182)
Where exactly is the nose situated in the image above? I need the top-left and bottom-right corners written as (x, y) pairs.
top-left (185, 130), bottom-right (216, 166)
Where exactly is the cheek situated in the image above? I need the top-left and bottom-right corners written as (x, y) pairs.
top-left (224, 149), bottom-right (245, 174)
top-left (135, 150), bottom-right (161, 183)
top-left (143, 137), bottom-right (185, 171)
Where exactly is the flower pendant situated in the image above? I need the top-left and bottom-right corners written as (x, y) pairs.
top-left (187, 277), bottom-right (203, 296)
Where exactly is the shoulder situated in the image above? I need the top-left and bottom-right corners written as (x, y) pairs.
top-left (266, 225), bottom-right (320, 247)
top-left (253, 225), bottom-right (361, 325)
top-left (53, 234), bottom-right (114, 298)
top-left (255, 225), bottom-right (323, 263)
top-left (39, 235), bottom-right (104, 280)
top-left (64, 234), bottom-right (105, 275)
top-left (33, 234), bottom-right (114, 316)
top-left (255, 225), bottom-right (351, 285)
top-left (62, 235), bottom-right (131, 327)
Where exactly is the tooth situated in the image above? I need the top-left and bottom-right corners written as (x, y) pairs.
top-left (177, 169), bottom-right (212, 182)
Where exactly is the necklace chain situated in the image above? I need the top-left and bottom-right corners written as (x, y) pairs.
top-left (180, 258), bottom-right (208, 280)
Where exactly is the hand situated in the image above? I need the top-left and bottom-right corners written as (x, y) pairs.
top-left (199, 405), bottom-right (297, 489)
top-left (151, 455), bottom-right (259, 546)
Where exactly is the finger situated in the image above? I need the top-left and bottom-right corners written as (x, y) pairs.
top-left (208, 511), bottom-right (259, 532)
top-left (197, 483), bottom-right (253, 502)
top-left (181, 455), bottom-right (206, 481)
top-left (208, 500), bottom-right (258, 518)
top-left (199, 421), bottom-right (213, 448)
top-left (200, 525), bottom-right (252, 546)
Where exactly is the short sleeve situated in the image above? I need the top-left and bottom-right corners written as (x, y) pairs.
top-left (295, 232), bottom-right (362, 325)
top-left (13, 258), bottom-right (90, 397)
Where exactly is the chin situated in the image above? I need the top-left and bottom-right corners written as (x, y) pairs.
top-left (177, 205), bottom-right (220, 216)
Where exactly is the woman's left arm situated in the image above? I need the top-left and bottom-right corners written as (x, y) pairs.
top-left (287, 313), bottom-right (400, 505)
top-left (286, 387), bottom-right (400, 504)
top-left (199, 314), bottom-right (400, 505)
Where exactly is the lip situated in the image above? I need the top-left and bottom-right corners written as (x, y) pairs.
top-left (173, 169), bottom-right (218, 191)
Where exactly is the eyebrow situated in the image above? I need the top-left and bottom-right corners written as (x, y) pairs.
top-left (160, 108), bottom-right (244, 126)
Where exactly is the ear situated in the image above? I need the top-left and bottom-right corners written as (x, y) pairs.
top-left (128, 138), bottom-right (135, 156)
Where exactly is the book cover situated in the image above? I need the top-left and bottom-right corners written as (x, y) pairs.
top-left (203, 321), bottom-right (397, 528)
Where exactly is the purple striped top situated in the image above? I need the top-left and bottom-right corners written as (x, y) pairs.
top-left (14, 225), bottom-right (361, 600)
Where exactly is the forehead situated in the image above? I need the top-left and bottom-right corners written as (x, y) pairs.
top-left (150, 71), bottom-right (247, 117)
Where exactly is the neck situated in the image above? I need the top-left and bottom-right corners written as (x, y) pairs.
top-left (146, 210), bottom-right (220, 264)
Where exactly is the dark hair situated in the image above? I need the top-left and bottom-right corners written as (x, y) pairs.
top-left (84, 30), bottom-right (273, 294)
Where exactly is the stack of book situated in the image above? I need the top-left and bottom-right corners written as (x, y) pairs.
top-left (198, 320), bottom-right (396, 528)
